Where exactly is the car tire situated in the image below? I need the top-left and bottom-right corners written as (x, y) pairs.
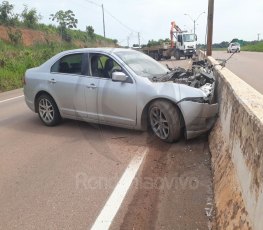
top-left (37, 94), bottom-right (61, 126)
top-left (175, 50), bottom-right (180, 60)
top-left (149, 100), bottom-right (181, 142)
top-left (153, 53), bottom-right (159, 60)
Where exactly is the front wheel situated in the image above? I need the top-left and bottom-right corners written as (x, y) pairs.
top-left (149, 100), bottom-right (181, 142)
top-left (37, 94), bottom-right (61, 126)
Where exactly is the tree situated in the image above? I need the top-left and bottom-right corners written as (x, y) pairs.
top-left (0, 1), bottom-right (18, 25)
top-left (21, 5), bottom-right (41, 29)
top-left (113, 39), bottom-right (118, 46)
top-left (50, 10), bottom-right (78, 41)
top-left (231, 38), bottom-right (239, 43)
top-left (86, 25), bottom-right (95, 39)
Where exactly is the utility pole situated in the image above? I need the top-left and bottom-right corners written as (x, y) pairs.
top-left (258, 33), bottom-right (260, 41)
top-left (102, 4), bottom-right (105, 37)
top-left (206, 0), bottom-right (214, 56)
top-left (194, 20), bottom-right (196, 35)
top-left (127, 36), bottom-right (130, 47)
top-left (138, 32), bottom-right (141, 47)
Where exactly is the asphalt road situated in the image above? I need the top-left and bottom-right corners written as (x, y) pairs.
top-left (0, 59), bottom-right (213, 230)
top-left (0, 88), bottom-right (151, 229)
top-left (212, 51), bottom-right (263, 94)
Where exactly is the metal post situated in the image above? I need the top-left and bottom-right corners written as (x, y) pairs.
top-left (184, 12), bottom-right (205, 36)
top-left (206, 0), bottom-right (214, 56)
top-left (102, 4), bottom-right (105, 37)
top-left (138, 32), bottom-right (141, 47)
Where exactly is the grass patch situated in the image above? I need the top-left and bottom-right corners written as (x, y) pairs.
top-left (242, 41), bottom-right (263, 52)
top-left (0, 40), bottom-right (78, 91)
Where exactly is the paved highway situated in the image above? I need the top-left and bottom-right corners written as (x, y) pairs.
top-left (0, 60), bottom-right (213, 229)
top-left (212, 51), bottom-right (263, 94)
top-left (0, 88), bottom-right (147, 229)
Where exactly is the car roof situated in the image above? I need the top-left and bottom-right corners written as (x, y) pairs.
top-left (58, 47), bottom-right (135, 55)
top-left (38, 47), bottom-right (137, 70)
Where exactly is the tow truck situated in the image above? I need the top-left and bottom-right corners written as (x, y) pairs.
top-left (141, 21), bottom-right (197, 60)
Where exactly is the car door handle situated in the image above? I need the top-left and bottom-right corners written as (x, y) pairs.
top-left (86, 83), bottom-right (97, 89)
top-left (48, 79), bottom-right (56, 84)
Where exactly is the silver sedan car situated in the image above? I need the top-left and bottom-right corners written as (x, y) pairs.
top-left (24, 48), bottom-right (218, 142)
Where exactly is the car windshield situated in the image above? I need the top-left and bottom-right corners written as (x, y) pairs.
top-left (115, 50), bottom-right (169, 78)
top-left (183, 34), bottom-right (196, 42)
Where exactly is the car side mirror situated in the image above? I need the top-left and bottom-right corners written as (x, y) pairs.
top-left (112, 72), bottom-right (127, 82)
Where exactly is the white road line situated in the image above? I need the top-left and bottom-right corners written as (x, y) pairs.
top-left (0, 95), bottom-right (24, 104)
top-left (90, 148), bottom-right (148, 230)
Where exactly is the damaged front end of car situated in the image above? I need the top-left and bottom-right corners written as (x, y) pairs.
top-left (153, 60), bottom-right (219, 139)
top-left (168, 60), bottom-right (216, 103)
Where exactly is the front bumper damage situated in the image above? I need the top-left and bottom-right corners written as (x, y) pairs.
top-left (178, 100), bottom-right (218, 139)
top-left (172, 60), bottom-right (219, 139)
top-left (154, 59), bottom-right (219, 139)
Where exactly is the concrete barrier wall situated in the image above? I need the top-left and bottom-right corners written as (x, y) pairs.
top-left (204, 55), bottom-right (263, 229)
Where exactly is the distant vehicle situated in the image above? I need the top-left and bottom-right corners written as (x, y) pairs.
top-left (227, 42), bottom-right (240, 53)
top-left (24, 48), bottom-right (218, 142)
top-left (140, 21), bottom-right (197, 60)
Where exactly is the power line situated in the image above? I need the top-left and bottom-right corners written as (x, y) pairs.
top-left (83, 0), bottom-right (101, 7)
top-left (82, 0), bottom-right (137, 33)
top-left (103, 8), bottom-right (137, 33)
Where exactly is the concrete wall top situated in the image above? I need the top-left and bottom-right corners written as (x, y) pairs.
top-left (207, 56), bottom-right (263, 123)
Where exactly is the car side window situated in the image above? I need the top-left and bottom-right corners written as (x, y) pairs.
top-left (51, 53), bottom-right (83, 75)
top-left (90, 54), bottom-right (122, 79)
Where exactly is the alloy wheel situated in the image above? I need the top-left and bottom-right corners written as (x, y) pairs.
top-left (39, 98), bottom-right (54, 123)
top-left (150, 106), bottom-right (169, 139)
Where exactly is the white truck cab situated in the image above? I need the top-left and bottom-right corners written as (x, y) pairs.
top-left (176, 33), bottom-right (197, 59)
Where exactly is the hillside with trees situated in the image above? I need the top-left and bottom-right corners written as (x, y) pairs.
top-left (0, 1), bottom-right (117, 92)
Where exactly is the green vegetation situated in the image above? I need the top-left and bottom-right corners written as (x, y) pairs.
top-left (0, 1), bottom-right (19, 26)
top-left (21, 5), bottom-right (41, 29)
top-left (0, 1), bottom-right (116, 92)
top-left (198, 39), bottom-right (263, 52)
top-left (50, 10), bottom-right (78, 42)
top-left (140, 38), bottom-right (171, 48)
top-left (7, 27), bottom-right (22, 45)
top-left (0, 41), bottom-right (78, 91)
top-left (242, 41), bottom-right (263, 52)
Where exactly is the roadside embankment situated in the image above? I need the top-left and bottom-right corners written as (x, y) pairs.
top-left (203, 52), bottom-right (263, 229)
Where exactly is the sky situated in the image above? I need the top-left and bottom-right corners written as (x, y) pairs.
top-left (8, 0), bottom-right (263, 46)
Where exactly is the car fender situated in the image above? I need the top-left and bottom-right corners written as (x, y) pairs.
top-left (135, 79), bottom-right (206, 129)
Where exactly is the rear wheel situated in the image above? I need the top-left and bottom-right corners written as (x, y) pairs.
top-left (149, 100), bottom-right (181, 142)
top-left (153, 52), bottom-right (160, 60)
top-left (37, 94), bottom-right (61, 126)
top-left (175, 50), bottom-right (180, 60)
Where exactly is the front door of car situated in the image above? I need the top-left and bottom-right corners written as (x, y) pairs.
top-left (98, 77), bottom-right (137, 126)
top-left (49, 53), bottom-right (98, 121)
top-left (89, 53), bottom-right (137, 127)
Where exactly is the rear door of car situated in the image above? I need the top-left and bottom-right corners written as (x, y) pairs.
top-left (49, 52), bottom-right (98, 121)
